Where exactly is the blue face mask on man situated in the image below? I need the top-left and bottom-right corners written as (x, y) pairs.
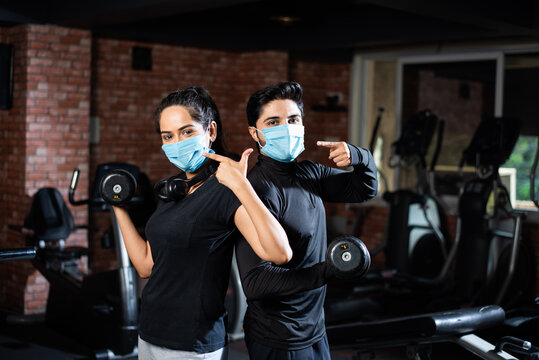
top-left (256, 124), bottom-right (305, 163)
top-left (162, 133), bottom-right (214, 173)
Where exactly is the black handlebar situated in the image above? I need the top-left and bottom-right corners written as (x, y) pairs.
top-left (0, 247), bottom-right (37, 263)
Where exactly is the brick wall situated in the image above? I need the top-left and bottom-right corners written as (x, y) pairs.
top-left (290, 57), bottom-right (351, 166)
top-left (0, 24), bottom-right (91, 314)
top-left (0, 25), bottom-right (32, 313)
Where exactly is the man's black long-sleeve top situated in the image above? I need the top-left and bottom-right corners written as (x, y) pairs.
top-left (235, 144), bottom-right (378, 350)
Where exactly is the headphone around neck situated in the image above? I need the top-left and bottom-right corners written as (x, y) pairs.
top-left (154, 161), bottom-right (217, 202)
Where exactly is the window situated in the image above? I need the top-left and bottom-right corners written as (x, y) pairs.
top-left (502, 53), bottom-right (539, 209)
top-left (354, 50), bottom-right (539, 212)
top-left (396, 54), bottom-right (501, 196)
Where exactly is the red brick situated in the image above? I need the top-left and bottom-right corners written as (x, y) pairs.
top-left (60, 35), bottom-right (82, 45)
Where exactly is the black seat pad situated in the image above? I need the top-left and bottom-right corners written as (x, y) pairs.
top-left (39, 246), bottom-right (88, 261)
top-left (327, 305), bottom-right (504, 348)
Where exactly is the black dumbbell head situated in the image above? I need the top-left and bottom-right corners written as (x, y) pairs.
top-left (99, 169), bottom-right (137, 206)
top-left (326, 235), bottom-right (371, 280)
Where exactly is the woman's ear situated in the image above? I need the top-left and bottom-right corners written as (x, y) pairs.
top-left (209, 121), bottom-right (217, 142)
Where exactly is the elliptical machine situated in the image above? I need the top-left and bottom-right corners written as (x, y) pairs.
top-left (21, 162), bottom-right (153, 359)
top-left (380, 109), bottom-right (448, 279)
top-left (452, 116), bottom-right (533, 309)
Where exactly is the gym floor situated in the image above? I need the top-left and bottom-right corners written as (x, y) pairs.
top-left (0, 312), bottom-right (481, 360)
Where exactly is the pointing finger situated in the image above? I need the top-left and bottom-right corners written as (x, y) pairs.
top-left (203, 152), bottom-right (229, 163)
top-left (317, 141), bottom-right (338, 148)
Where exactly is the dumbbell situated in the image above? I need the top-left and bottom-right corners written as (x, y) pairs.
top-left (326, 235), bottom-right (370, 280)
top-left (99, 169), bottom-right (137, 206)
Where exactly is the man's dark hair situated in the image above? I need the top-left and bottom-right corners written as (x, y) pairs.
top-left (246, 81), bottom-right (304, 127)
top-left (154, 86), bottom-right (226, 155)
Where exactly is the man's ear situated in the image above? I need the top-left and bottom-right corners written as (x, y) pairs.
top-left (248, 126), bottom-right (259, 143)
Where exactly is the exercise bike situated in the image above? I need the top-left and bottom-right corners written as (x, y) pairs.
top-left (15, 162), bottom-right (153, 359)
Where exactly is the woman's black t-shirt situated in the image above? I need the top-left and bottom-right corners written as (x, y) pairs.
top-left (140, 175), bottom-right (241, 353)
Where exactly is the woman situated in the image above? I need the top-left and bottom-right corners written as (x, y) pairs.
top-left (111, 86), bottom-right (292, 360)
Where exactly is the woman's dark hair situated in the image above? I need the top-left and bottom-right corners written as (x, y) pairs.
top-left (246, 81), bottom-right (304, 127)
top-left (154, 86), bottom-right (226, 155)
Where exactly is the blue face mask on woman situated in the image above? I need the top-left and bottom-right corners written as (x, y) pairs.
top-left (162, 133), bottom-right (214, 173)
top-left (256, 124), bottom-right (305, 163)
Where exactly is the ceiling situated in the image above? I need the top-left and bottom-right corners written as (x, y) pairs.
top-left (1, 0), bottom-right (539, 58)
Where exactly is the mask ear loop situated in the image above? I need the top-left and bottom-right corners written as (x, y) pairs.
top-left (253, 127), bottom-right (264, 149)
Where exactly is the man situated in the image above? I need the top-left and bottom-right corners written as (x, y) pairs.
top-left (235, 81), bottom-right (378, 359)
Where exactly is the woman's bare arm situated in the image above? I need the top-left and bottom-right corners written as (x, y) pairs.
top-left (112, 206), bottom-right (154, 277)
top-left (204, 149), bottom-right (292, 265)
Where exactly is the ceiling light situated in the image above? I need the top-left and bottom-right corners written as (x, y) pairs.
top-left (269, 16), bottom-right (300, 25)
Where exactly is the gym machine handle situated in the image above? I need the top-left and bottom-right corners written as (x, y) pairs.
top-left (494, 336), bottom-right (532, 353)
top-left (369, 107), bottom-right (384, 153)
top-left (69, 168), bottom-right (89, 206)
top-left (429, 118), bottom-right (444, 173)
top-left (0, 247), bottom-right (37, 263)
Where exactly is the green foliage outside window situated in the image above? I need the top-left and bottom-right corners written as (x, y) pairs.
top-left (502, 136), bottom-right (539, 202)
